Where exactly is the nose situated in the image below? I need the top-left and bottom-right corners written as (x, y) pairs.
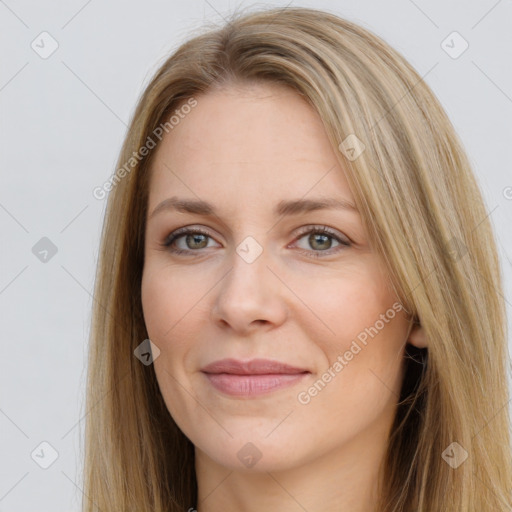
top-left (211, 244), bottom-right (288, 334)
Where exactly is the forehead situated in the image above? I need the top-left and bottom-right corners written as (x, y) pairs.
top-left (148, 82), bottom-right (353, 207)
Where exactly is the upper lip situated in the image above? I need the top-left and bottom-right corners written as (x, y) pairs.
top-left (201, 358), bottom-right (309, 375)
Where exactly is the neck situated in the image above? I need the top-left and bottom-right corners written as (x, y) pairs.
top-left (194, 423), bottom-right (388, 512)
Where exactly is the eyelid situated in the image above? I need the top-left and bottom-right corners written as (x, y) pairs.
top-left (291, 224), bottom-right (351, 245)
top-left (162, 224), bottom-right (350, 244)
top-left (161, 224), bottom-right (352, 257)
top-left (162, 225), bottom-right (219, 246)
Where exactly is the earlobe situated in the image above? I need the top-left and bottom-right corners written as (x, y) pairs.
top-left (408, 321), bottom-right (427, 349)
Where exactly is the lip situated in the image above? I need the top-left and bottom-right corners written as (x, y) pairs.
top-left (201, 358), bottom-right (310, 397)
top-left (201, 358), bottom-right (308, 375)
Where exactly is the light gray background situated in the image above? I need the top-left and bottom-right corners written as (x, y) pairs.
top-left (1, 0), bottom-right (511, 510)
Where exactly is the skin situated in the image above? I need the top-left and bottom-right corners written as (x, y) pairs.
top-left (141, 82), bottom-right (426, 512)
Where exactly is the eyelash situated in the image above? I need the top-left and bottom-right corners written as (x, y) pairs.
top-left (160, 225), bottom-right (351, 259)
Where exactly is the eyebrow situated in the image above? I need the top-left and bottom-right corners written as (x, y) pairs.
top-left (148, 196), bottom-right (358, 220)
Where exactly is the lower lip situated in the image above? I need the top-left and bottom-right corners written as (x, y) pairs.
top-left (203, 372), bottom-right (309, 397)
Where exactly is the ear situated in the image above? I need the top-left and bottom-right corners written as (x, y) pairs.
top-left (407, 320), bottom-right (427, 349)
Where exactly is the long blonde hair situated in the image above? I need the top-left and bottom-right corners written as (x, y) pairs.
top-left (82, 6), bottom-right (512, 511)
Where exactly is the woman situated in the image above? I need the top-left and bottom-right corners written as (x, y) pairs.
top-left (83, 6), bottom-right (512, 511)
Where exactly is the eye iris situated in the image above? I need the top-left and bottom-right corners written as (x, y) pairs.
top-left (309, 233), bottom-right (331, 250)
top-left (187, 233), bottom-right (208, 249)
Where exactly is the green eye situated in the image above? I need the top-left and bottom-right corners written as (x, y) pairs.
top-left (161, 225), bottom-right (351, 258)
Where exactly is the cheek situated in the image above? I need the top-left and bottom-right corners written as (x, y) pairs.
top-left (292, 265), bottom-right (400, 348)
top-left (297, 267), bottom-right (407, 400)
top-left (297, 301), bottom-right (407, 447)
top-left (141, 271), bottom-right (174, 341)
top-left (141, 264), bottom-right (209, 345)
top-left (141, 267), bottom-right (203, 430)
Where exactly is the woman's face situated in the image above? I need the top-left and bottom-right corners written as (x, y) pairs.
top-left (141, 82), bottom-right (414, 472)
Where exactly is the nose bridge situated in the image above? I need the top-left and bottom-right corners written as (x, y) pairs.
top-left (211, 235), bottom-right (287, 330)
top-left (223, 237), bottom-right (272, 302)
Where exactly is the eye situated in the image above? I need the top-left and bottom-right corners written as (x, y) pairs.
top-left (291, 226), bottom-right (351, 258)
top-left (160, 225), bottom-right (351, 258)
top-left (161, 227), bottom-right (219, 255)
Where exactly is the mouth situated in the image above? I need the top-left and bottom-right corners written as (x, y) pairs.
top-left (200, 358), bottom-right (311, 397)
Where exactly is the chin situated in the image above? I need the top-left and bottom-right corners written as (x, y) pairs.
top-left (195, 434), bottom-right (305, 473)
